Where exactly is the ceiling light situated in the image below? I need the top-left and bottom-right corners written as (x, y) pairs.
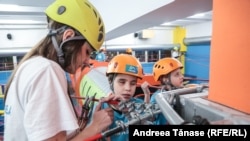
top-left (188, 13), bottom-right (205, 18)
top-left (0, 4), bottom-right (45, 12)
top-left (0, 4), bottom-right (19, 10)
top-left (161, 22), bottom-right (172, 26)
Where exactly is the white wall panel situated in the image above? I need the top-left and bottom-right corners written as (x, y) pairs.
top-left (0, 29), bottom-right (47, 48)
top-left (186, 21), bottom-right (212, 38)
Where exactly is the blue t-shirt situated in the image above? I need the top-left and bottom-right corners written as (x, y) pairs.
top-left (101, 98), bottom-right (144, 141)
top-left (150, 90), bottom-right (168, 125)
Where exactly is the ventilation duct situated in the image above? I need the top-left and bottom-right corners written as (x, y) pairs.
top-left (183, 36), bottom-right (211, 46)
top-left (0, 48), bottom-right (30, 57)
top-left (105, 44), bottom-right (180, 51)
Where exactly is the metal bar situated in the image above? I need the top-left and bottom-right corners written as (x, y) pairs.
top-left (155, 86), bottom-right (204, 124)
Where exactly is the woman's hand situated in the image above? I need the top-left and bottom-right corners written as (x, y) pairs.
top-left (90, 100), bottom-right (114, 133)
top-left (70, 100), bottom-right (113, 141)
top-left (101, 93), bottom-right (125, 111)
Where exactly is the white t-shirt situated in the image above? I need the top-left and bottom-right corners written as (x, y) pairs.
top-left (4, 56), bottom-right (79, 141)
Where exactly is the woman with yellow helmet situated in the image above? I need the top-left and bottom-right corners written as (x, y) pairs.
top-left (150, 57), bottom-right (184, 125)
top-left (4, 0), bottom-right (113, 140)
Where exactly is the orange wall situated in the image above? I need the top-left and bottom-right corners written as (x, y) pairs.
top-left (208, 0), bottom-right (250, 113)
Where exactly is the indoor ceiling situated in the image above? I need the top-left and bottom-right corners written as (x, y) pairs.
top-left (0, 0), bottom-right (213, 41)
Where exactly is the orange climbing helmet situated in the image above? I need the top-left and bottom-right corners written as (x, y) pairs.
top-left (153, 58), bottom-right (183, 81)
top-left (107, 54), bottom-right (143, 79)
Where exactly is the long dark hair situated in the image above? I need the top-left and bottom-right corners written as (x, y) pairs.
top-left (4, 19), bottom-right (85, 101)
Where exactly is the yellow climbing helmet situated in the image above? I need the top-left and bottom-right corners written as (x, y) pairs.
top-left (107, 54), bottom-right (143, 79)
top-left (45, 0), bottom-right (105, 51)
top-left (153, 58), bottom-right (183, 81)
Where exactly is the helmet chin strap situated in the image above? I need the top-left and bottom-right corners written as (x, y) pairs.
top-left (110, 74), bottom-right (117, 92)
top-left (108, 73), bottom-right (118, 93)
top-left (51, 36), bottom-right (65, 67)
top-left (57, 36), bottom-right (85, 68)
top-left (48, 26), bottom-right (85, 68)
top-left (48, 26), bottom-right (68, 68)
top-left (163, 74), bottom-right (177, 91)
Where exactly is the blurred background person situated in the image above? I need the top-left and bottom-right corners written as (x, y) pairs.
top-left (95, 47), bottom-right (107, 62)
top-left (171, 46), bottom-right (180, 59)
top-left (125, 48), bottom-right (133, 55)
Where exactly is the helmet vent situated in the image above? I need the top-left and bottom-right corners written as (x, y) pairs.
top-left (98, 25), bottom-right (104, 42)
top-left (98, 18), bottom-right (102, 25)
top-left (170, 62), bottom-right (174, 67)
top-left (98, 33), bottom-right (103, 42)
top-left (92, 9), bottom-right (98, 18)
top-left (85, 2), bottom-right (91, 9)
top-left (57, 6), bottom-right (66, 15)
top-left (114, 62), bottom-right (118, 69)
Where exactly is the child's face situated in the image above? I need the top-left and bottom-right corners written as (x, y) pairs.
top-left (113, 74), bottom-right (137, 101)
top-left (170, 68), bottom-right (184, 88)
